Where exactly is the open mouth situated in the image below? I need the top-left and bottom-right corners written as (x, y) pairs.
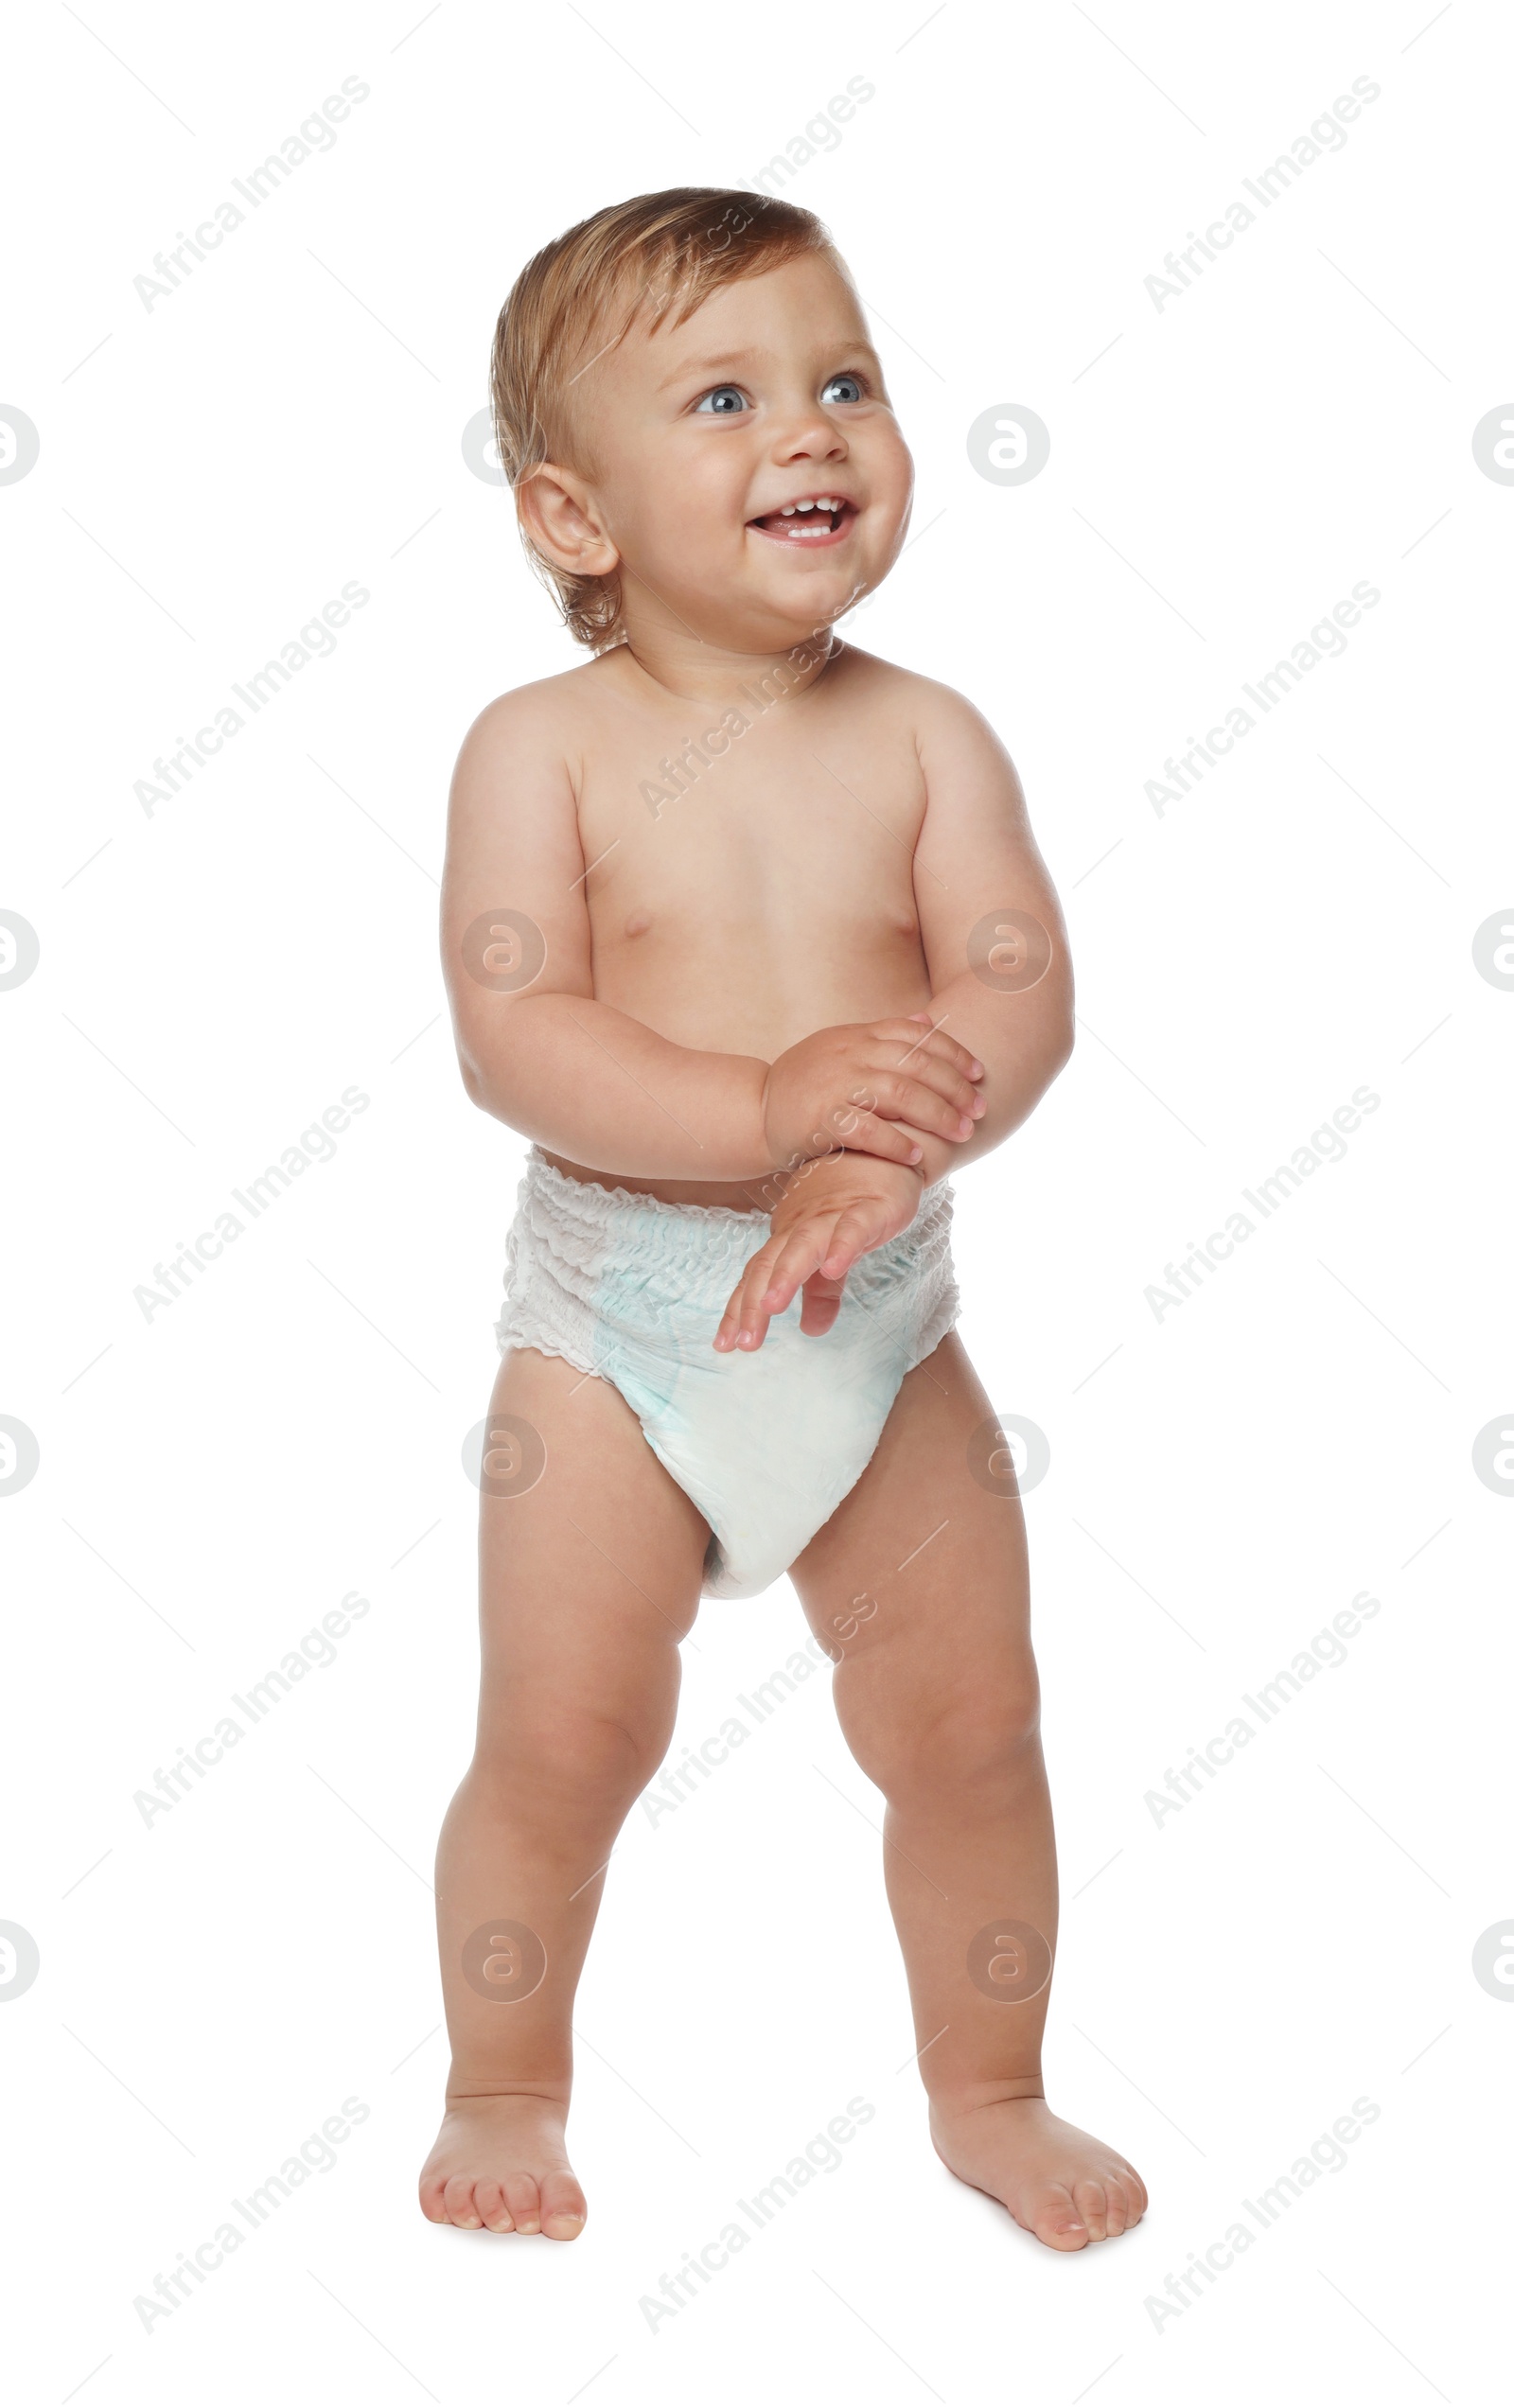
top-left (748, 495), bottom-right (855, 545)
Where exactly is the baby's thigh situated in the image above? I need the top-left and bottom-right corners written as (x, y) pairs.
top-left (476, 1346), bottom-right (711, 1753)
top-left (789, 1331), bottom-right (1035, 1723)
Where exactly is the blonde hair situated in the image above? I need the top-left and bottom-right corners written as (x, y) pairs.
top-left (490, 187), bottom-right (837, 649)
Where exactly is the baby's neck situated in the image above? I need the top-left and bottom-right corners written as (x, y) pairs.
top-left (608, 612), bottom-right (840, 714)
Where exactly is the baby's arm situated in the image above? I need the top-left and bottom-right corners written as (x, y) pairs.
top-left (441, 689), bottom-right (980, 1180)
top-left (899, 679), bottom-right (1074, 1185)
top-left (713, 686), bottom-right (1073, 1347)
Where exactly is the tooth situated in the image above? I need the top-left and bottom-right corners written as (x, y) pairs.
top-left (797, 500), bottom-right (815, 512)
top-left (781, 506), bottom-right (795, 516)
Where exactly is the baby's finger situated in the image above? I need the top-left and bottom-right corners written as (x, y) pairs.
top-left (867, 1048), bottom-right (985, 1122)
top-left (714, 1221), bottom-right (836, 1351)
top-left (832, 1107), bottom-right (924, 1166)
top-left (714, 1271), bottom-right (774, 1351)
top-left (799, 1269), bottom-right (845, 1337)
top-left (819, 1200), bottom-right (899, 1279)
top-left (871, 1068), bottom-right (979, 1142)
top-left (872, 1019), bottom-right (984, 1081)
top-left (713, 1239), bottom-right (784, 1351)
top-left (909, 1030), bottom-right (985, 1085)
top-left (755, 1219), bottom-right (842, 1319)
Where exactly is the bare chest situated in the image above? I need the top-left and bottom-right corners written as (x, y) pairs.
top-left (572, 686), bottom-right (927, 1040)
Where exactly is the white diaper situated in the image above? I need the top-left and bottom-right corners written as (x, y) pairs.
top-left (495, 1148), bottom-right (959, 1598)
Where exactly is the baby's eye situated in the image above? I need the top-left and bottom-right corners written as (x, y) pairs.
top-left (821, 372), bottom-right (866, 404)
top-left (694, 384), bottom-right (748, 414)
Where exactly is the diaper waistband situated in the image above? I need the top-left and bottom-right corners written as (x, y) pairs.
top-left (517, 1146), bottom-right (954, 1306)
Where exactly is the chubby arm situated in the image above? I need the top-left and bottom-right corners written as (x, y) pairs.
top-left (904, 683), bottom-right (1073, 1185)
top-left (441, 689), bottom-right (776, 1180)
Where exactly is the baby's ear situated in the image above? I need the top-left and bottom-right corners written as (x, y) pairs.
top-left (517, 466), bottom-right (619, 578)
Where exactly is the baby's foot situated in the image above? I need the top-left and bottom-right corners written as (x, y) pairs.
top-left (930, 2095), bottom-right (1147, 2250)
top-left (419, 2091), bottom-right (587, 2239)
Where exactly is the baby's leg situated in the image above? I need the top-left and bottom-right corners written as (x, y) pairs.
top-left (790, 1330), bottom-right (1147, 2251)
top-left (419, 1345), bottom-right (709, 2239)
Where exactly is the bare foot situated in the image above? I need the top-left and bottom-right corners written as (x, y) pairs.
top-left (418, 2092), bottom-right (587, 2239)
top-left (930, 2096), bottom-right (1147, 2251)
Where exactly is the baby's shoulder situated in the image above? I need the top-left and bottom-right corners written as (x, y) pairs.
top-left (836, 645), bottom-right (995, 734)
top-left (456, 657), bottom-right (610, 766)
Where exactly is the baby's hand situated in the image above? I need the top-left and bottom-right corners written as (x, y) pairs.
top-left (761, 1015), bottom-right (983, 1172)
top-left (713, 1151), bottom-right (925, 1353)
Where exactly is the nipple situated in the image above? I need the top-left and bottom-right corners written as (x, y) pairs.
top-left (624, 910), bottom-right (651, 939)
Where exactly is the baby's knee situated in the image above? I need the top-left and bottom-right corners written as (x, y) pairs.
top-left (474, 1705), bottom-right (664, 1824)
top-left (843, 1664), bottom-right (1041, 1806)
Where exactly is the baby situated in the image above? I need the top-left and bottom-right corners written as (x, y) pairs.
top-left (420, 186), bottom-right (1146, 2253)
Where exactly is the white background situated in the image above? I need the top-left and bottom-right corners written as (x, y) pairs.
top-left (3, 2), bottom-right (1509, 2400)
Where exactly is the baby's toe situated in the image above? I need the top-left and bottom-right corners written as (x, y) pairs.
top-left (1102, 2176), bottom-right (1129, 2237)
top-left (442, 2174), bottom-right (483, 2229)
top-left (1073, 2179), bottom-right (1109, 2241)
top-left (474, 2179), bottom-right (514, 2235)
top-left (502, 2172), bottom-right (541, 2234)
top-left (417, 2174), bottom-right (449, 2225)
top-left (539, 2171), bottom-right (588, 2240)
top-left (1028, 2183), bottom-right (1088, 2250)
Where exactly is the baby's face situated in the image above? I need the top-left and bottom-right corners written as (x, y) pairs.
top-left (572, 252), bottom-right (913, 654)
